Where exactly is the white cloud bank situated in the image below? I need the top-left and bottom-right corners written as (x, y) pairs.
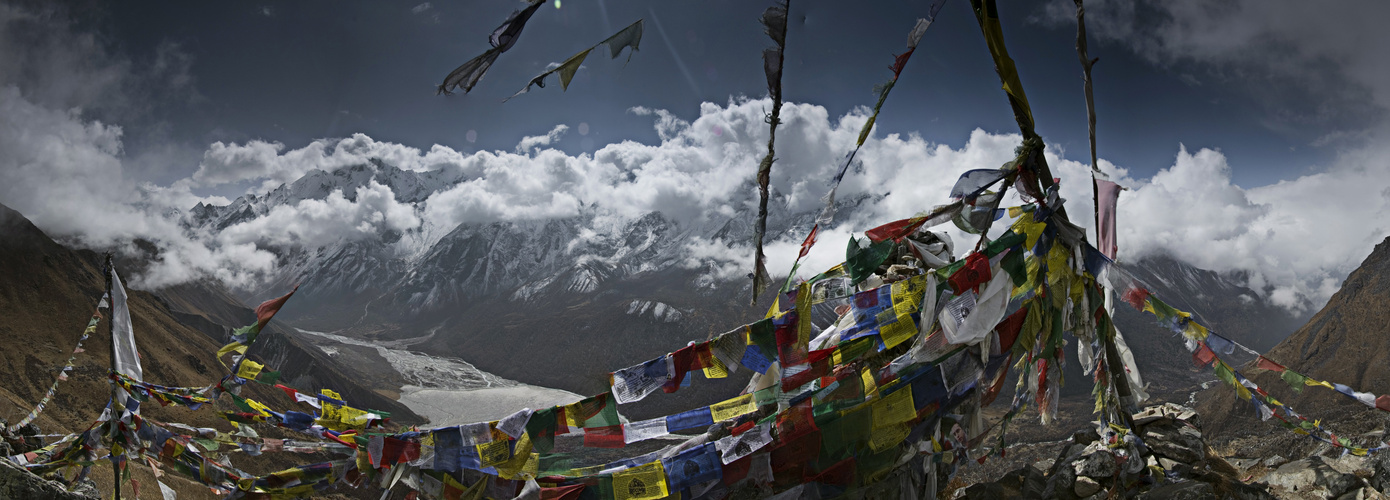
top-left (6, 83), bottom-right (1386, 311)
top-left (2, 1), bottom-right (1387, 310)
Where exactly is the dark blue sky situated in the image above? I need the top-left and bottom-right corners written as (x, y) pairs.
top-left (94, 0), bottom-right (1338, 189)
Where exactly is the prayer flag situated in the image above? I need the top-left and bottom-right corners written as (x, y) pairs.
top-left (1094, 177), bottom-right (1122, 259)
top-left (612, 462), bottom-right (669, 500)
top-left (438, 0), bottom-right (544, 95)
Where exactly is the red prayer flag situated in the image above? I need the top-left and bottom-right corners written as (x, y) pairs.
top-left (805, 457), bottom-right (856, 486)
top-left (949, 253), bottom-right (992, 294)
top-left (1193, 344), bottom-right (1216, 368)
top-left (890, 50), bottom-right (915, 79)
top-left (799, 225), bottom-right (820, 259)
top-left (723, 455), bottom-right (752, 485)
top-left (253, 285), bottom-right (299, 331)
top-left (1121, 286), bottom-right (1151, 311)
top-left (540, 484), bottom-right (587, 500)
top-left (865, 216), bottom-right (928, 243)
top-left (1255, 356), bottom-right (1287, 372)
top-left (1377, 395), bottom-right (1390, 412)
top-left (692, 342), bottom-right (714, 370)
top-left (730, 420), bottom-right (755, 436)
top-left (582, 425), bottom-right (625, 449)
top-left (995, 307), bottom-right (1029, 352)
top-left (663, 346), bottom-right (695, 393)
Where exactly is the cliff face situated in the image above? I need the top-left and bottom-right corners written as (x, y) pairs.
top-left (1200, 235), bottom-right (1390, 443)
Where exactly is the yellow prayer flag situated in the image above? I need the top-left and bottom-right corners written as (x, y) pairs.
top-left (477, 439), bottom-right (512, 468)
top-left (703, 356), bottom-right (729, 379)
top-left (857, 115), bottom-right (876, 147)
top-left (860, 367), bottom-right (879, 398)
top-left (495, 433), bottom-right (535, 479)
top-left (880, 315), bottom-right (917, 350)
top-left (244, 398), bottom-right (272, 417)
top-left (216, 342), bottom-right (248, 367)
top-left (890, 274), bottom-right (926, 315)
top-left (710, 394), bottom-right (757, 422)
top-left (612, 462), bottom-right (669, 500)
top-left (868, 422), bottom-right (910, 452)
top-left (796, 281), bottom-right (813, 344)
top-left (765, 299), bottom-right (780, 319)
top-left (557, 49), bottom-right (592, 90)
top-left (236, 360), bottom-right (265, 380)
top-left (872, 388), bottom-right (916, 429)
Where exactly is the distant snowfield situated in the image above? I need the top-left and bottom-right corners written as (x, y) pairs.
top-left (296, 329), bottom-right (581, 426)
top-left (400, 385), bottom-right (581, 428)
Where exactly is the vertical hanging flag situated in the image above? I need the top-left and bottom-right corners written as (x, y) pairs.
top-left (1094, 177), bottom-right (1122, 260)
top-left (751, 0), bottom-right (790, 304)
top-left (438, 0), bottom-right (545, 95)
top-left (110, 268), bottom-right (143, 413)
top-left (505, 19), bottom-right (645, 101)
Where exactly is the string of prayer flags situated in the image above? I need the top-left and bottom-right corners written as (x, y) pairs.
top-left (819, 10), bottom-right (945, 227)
top-left (8, 301), bottom-right (102, 431)
top-left (505, 19), bottom-right (644, 101)
top-left (751, 0), bottom-right (791, 303)
top-left (437, 0), bottom-right (544, 95)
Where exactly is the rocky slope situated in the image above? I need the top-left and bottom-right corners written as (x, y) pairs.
top-left (1198, 236), bottom-right (1390, 466)
top-left (0, 202), bottom-right (418, 499)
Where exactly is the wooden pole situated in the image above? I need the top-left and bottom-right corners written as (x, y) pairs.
top-left (103, 253), bottom-right (120, 500)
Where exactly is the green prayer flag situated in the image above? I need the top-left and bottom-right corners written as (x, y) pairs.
top-left (526, 407), bottom-right (559, 453)
top-left (846, 236), bottom-right (894, 284)
top-left (1281, 370), bottom-right (1306, 393)
top-left (749, 318), bottom-right (778, 357)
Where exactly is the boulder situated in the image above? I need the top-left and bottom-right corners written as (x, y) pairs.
top-left (1370, 452), bottom-right (1390, 493)
top-left (1142, 422), bottom-right (1205, 465)
top-left (1074, 476), bottom-right (1102, 497)
top-left (1261, 455), bottom-right (1288, 469)
top-left (1140, 481), bottom-right (1215, 499)
top-left (0, 457), bottom-right (99, 499)
top-left (1073, 446), bottom-right (1118, 479)
top-left (1262, 456), bottom-right (1358, 499)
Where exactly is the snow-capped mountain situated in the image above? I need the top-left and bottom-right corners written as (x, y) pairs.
top-left (187, 160), bottom-right (1307, 408)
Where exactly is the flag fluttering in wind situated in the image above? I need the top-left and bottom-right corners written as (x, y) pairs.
top-left (438, 0), bottom-right (545, 95)
top-left (217, 286), bottom-right (298, 369)
top-left (505, 19), bottom-right (644, 102)
top-left (110, 268), bottom-right (143, 413)
top-left (751, 0), bottom-right (791, 304)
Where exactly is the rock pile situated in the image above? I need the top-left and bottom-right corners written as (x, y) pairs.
top-left (963, 403), bottom-right (1390, 499)
top-left (962, 403), bottom-right (1273, 499)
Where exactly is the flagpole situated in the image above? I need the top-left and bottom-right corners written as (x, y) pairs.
top-left (103, 253), bottom-right (120, 500)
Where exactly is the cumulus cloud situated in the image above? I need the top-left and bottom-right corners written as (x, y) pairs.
top-left (193, 133), bottom-right (470, 191)
top-left (219, 181), bottom-right (421, 249)
top-left (515, 124), bottom-right (570, 154)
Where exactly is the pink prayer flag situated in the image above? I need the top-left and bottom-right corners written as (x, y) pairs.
top-left (1094, 178), bottom-right (1122, 259)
